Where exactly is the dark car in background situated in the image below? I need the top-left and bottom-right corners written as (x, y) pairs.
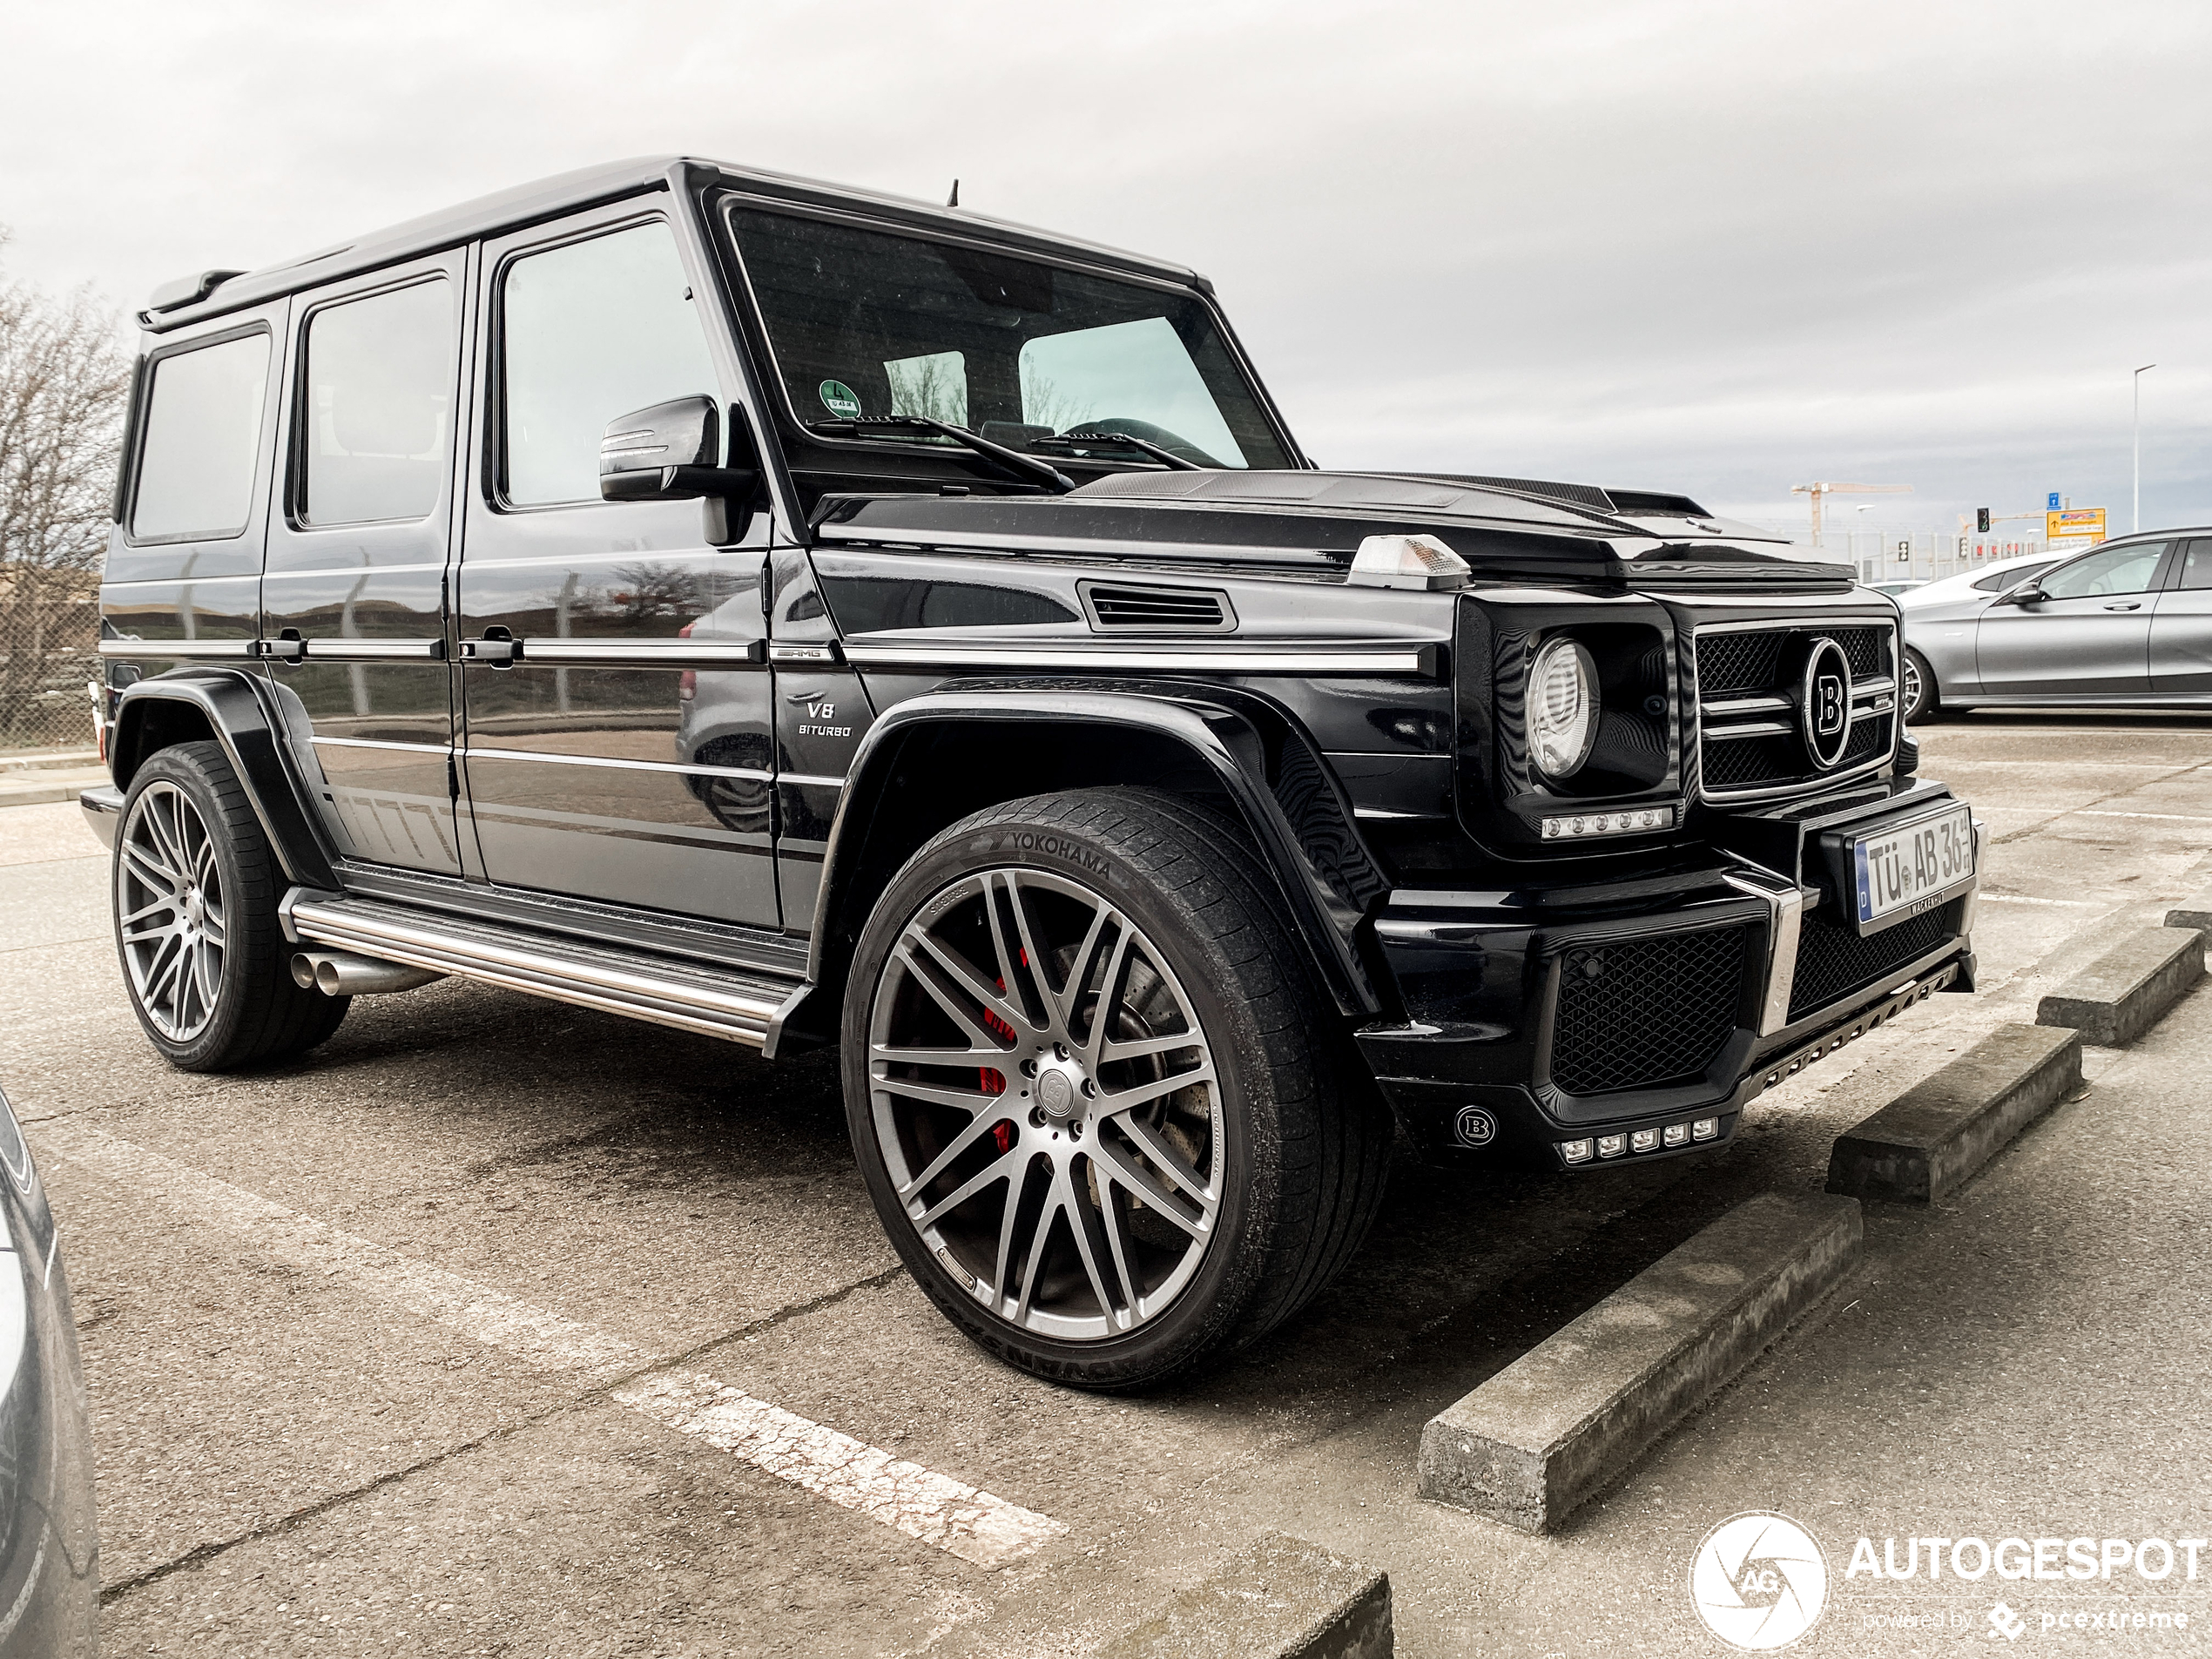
top-left (86, 157), bottom-right (1980, 1388)
top-left (0, 1088), bottom-right (98, 1656)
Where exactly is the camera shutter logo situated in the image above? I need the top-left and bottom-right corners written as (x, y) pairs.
top-left (1797, 637), bottom-right (1854, 771)
top-left (1689, 1512), bottom-right (1829, 1650)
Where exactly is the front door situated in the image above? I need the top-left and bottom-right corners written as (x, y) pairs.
top-left (261, 253), bottom-right (469, 873)
top-left (455, 204), bottom-right (779, 927)
top-left (1975, 540), bottom-right (2172, 698)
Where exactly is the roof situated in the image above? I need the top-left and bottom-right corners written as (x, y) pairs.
top-left (141, 155), bottom-right (1204, 334)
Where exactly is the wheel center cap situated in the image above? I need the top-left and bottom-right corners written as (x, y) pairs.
top-left (184, 892), bottom-right (205, 927)
top-left (1036, 1066), bottom-right (1080, 1123)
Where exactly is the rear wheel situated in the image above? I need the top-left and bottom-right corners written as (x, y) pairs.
top-left (114, 742), bottom-right (350, 1071)
top-left (841, 787), bottom-right (1393, 1390)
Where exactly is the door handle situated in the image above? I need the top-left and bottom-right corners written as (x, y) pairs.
top-left (459, 631), bottom-right (518, 665)
top-left (2103, 603), bottom-right (2142, 611)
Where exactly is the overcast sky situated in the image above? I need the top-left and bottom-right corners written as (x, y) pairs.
top-left (4, 0), bottom-right (2207, 543)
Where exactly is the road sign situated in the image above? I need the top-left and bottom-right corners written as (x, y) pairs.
top-left (2047, 508), bottom-right (2106, 547)
top-left (2048, 492), bottom-right (2062, 510)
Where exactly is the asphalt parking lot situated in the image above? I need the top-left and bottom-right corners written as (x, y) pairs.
top-left (6, 711), bottom-right (2210, 1656)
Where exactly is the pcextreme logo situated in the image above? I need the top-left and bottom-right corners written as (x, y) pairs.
top-left (1691, 1512), bottom-right (1831, 1650)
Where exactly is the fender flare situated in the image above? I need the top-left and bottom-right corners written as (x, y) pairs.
top-left (109, 670), bottom-right (340, 890)
top-left (770, 686), bottom-right (1392, 1053)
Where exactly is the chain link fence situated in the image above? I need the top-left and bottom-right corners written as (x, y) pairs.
top-left (0, 570), bottom-right (100, 751)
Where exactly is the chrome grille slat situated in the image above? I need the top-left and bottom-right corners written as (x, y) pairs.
top-left (1691, 618), bottom-right (1898, 802)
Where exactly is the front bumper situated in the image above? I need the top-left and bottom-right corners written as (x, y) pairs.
top-left (1356, 776), bottom-right (1979, 1169)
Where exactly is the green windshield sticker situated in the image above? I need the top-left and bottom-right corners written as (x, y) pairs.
top-left (819, 380), bottom-right (862, 419)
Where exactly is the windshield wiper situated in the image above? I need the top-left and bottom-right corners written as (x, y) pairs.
top-left (1032, 430), bottom-right (1206, 471)
top-left (804, 415), bottom-right (1075, 494)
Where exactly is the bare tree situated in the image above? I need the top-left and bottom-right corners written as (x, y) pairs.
top-left (0, 232), bottom-right (131, 748)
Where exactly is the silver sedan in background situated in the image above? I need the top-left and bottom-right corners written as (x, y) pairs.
top-left (1898, 532), bottom-right (2212, 720)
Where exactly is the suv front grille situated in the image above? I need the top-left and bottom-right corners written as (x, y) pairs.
top-left (1695, 622), bottom-right (1898, 800)
top-left (1787, 905), bottom-right (1953, 1023)
top-left (1549, 925), bottom-right (1748, 1096)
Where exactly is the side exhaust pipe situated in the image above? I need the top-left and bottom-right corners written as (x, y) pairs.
top-left (290, 950), bottom-right (445, 997)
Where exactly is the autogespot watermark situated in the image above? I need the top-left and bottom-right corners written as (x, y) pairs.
top-left (1690, 1516), bottom-right (2206, 1649)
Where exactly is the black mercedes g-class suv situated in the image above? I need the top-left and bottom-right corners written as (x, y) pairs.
top-left (88, 157), bottom-right (1980, 1388)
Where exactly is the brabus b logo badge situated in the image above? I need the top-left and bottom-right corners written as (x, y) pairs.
top-left (1799, 637), bottom-right (1855, 770)
top-left (1815, 674), bottom-right (1845, 736)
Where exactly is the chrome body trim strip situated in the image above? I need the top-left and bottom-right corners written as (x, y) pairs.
top-left (520, 639), bottom-right (765, 667)
top-left (777, 771), bottom-right (848, 789)
top-left (302, 638), bottom-right (446, 661)
top-left (460, 745), bottom-right (771, 780)
top-left (840, 643), bottom-right (1435, 675)
top-left (98, 637), bottom-right (256, 660)
top-left (312, 736), bottom-right (448, 753)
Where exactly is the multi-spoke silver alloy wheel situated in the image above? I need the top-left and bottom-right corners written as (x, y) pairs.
top-left (117, 780), bottom-right (228, 1042)
top-left (867, 867), bottom-right (1224, 1343)
top-left (1900, 652), bottom-right (1925, 718)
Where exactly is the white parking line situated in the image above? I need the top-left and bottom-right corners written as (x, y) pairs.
top-left (2070, 809), bottom-right (2212, 824)
top-left (1977, 894), bottom-right (2105, 907)
top-left (38, 1122), bottom-right (1066, 1569)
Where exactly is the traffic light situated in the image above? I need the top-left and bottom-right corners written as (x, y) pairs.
top-left (1976, 507), bottom-right (1991, 533)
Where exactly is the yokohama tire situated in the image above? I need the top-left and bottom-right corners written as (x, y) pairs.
top-left (113, 741), bottom-right (350, 1071)
top-left (841, 786), bottom-right (1394, 1391)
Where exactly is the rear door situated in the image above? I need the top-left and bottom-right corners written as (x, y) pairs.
top-left (1974, 540), bottom-right (2170, 698)
top-left (2149, 537), bottom-right (2212, 694)
top-left (260, 253), bottom-right (469, 873)
top-left (454, 202), bottom-right (780, 926)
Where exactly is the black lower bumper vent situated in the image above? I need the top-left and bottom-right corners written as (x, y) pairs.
top-left (1550, 925), bottom-right (1749, 1096)
top-left (1788, 906), bottom-right (1952, 1023)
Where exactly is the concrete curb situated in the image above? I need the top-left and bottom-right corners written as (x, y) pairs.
top-left (1416, 1192), bottom-right (1861, 1534)
top-left (1096, 1532), bottom-right (1392, 1659)
top-left (2164, 894), bottom-right (2212, 934)
top-left (0, 767), bottom-right (110, 810)
top-left (2035, 927), bottom-right (2204, 1047)
top-left (1826, 1023), bottom-right (2081, 1204)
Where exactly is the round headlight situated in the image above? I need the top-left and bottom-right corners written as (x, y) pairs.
top-left (1529, 637), bottom-right (1599, 781)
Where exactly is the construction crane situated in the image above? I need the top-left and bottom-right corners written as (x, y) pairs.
top-left (1791, 481), bottom-right (1912, 548)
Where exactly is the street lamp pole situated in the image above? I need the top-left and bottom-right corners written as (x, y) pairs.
top-left (2134, 363), bottom-right (2156, 533)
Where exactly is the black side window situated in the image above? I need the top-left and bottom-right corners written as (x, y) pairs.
top-left (1972, 561), bottom-right (2052, 592)
top-left (132, 333), bottom-right (269, 541)
top-left (301, 279), bottom-right (455, 526)
top-left (2175, 540), bottom-right (2212, 591)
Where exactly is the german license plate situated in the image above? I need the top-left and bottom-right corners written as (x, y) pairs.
top-left (1851, 805), bottom-right (1975, 930)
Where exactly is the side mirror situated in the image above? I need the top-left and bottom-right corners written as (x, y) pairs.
top-left (599, 395), bottom-right (759, 503)
top-left (1993, 580), bottom-right (2043, 606)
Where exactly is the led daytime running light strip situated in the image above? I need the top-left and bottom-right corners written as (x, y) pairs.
top-left (1541, 805), bottom-right (1677, 840)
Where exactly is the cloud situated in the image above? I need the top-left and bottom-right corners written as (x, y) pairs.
top-left (3, 0), bottom-right (2206, 532)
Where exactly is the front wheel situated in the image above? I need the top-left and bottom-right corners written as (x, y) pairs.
top-left (113, 742), bottom-right (350, 1071)
top-left (841, 788), bottom-right (1393, 1390)
top-left (1901, 647), bottom-right (1946, 724)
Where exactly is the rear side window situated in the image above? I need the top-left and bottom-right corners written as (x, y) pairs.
top-left (2174, 539), bottom-right (2212, 590)
top-left (500, 222), bottom-right (718, 507)
top-left (301, 279), bottom-right (455, 526)
top-left (132, 333), bottom-right (270, 541)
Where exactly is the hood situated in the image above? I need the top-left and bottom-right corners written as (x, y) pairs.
top-left (813, 469), bottom-right (1852, 590)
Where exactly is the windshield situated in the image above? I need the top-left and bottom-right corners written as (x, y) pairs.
top-left (725, 205), bottom-right (1292, 470)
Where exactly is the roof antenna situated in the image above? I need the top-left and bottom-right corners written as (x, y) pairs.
top-left (946, 179), bottom-right (960, 208)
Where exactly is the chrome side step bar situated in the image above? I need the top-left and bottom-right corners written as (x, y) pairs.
top-left (280, 891), bottom-right (799, 1047)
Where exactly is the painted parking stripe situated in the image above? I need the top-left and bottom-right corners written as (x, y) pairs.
top-left (37, 1122), bottom-right (1065, 1568)
top-left (617, 1371), bottom-right (1059, 1568)
top-left (1977, 894), bottom-right (2105, 908)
